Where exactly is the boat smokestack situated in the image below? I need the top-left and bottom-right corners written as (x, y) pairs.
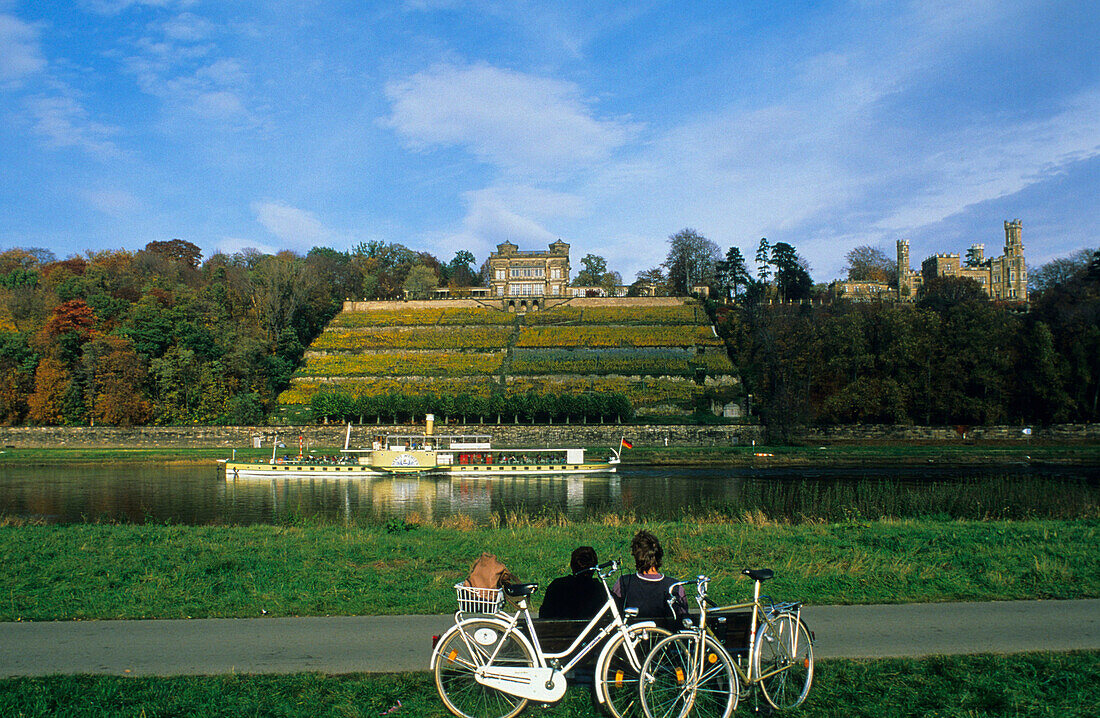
top-left (425, 414), bottom-right (434, 436)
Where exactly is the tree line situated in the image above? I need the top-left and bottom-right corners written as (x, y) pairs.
top-left (718, 253), bottom-right (1100, 437)
top-left (0, 240), bottom-right (483, 426)
top-left (1, 232), bottom-right (1097, 430)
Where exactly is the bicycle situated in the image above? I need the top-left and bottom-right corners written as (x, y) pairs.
top-left (430, 559), bottom-right (672, 718)
top-left (639, 569), bottom-right (814, 718)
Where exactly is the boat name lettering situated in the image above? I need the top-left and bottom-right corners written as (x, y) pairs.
top-left (392, 453), bottom-right (420, 467)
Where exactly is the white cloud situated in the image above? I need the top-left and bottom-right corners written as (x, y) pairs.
top-left (216, 236), bottom-right (277, 256)
top-left (158, 11), bottom-right (213, 42)
top-left (82, 188), bottom-right (141, 217)
top-left (26, 95), bottom-right (119, 156)
top-left (0, 13), bottom-right (45, 85)
top-left (252, 201), bottom-right (339, 249)
top-left (84, 0), bottom-right (189, 15)
top-left (383, 63), bottom-right (640, 178)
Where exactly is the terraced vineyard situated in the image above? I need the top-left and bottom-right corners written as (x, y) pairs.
top-left (281, 297), bottom-right (740, 417)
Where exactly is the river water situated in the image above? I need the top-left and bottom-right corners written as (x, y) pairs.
top-left (1, 463), bottom-right (1097, 525)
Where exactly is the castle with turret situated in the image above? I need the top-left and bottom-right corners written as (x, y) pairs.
top-left (897, 220), bottom-right (1028, 301)
top-left (832, 220), bottom-right (1028, 302)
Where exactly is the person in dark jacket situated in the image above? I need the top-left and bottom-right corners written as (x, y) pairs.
top-left (612, 530), bottom-right (687, 619)
top-left (539, 546), bottom-right (606, 619)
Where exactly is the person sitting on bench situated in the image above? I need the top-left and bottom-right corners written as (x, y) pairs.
top-left (612, 530), bottom-right (687, 619)
top-left (539, 546), bottom-right (605, 619)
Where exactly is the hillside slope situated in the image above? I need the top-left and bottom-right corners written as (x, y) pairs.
top-left (279, 297), bottom-right (740, 417)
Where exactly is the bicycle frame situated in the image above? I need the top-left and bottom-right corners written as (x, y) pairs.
top-left (432, 560), bottom-right (660, 705)
top-left (671, 575), bottom-right (805, 692)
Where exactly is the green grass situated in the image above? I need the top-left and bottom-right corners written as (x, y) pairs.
top-left (0, 652), bottom-right (1096, 717)
top-left (2, 519), bottom-right (1097, 621)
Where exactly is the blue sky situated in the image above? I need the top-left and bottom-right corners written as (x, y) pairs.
top-left (1, 0), bottom-right (1098, 282)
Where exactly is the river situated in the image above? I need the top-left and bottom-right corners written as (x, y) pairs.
top-left (1, 463), bottom-right (1097, 525)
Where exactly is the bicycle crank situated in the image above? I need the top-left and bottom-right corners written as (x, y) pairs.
top-left (474, 666), bottom-right (568, 703)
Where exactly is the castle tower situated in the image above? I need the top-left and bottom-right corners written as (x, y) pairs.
top-left (1002, 219), bottom-right (1027, 300)
top-left (1004, 219), bottom-right (1023, 258)
top-left (897, 239), bottom-right (911, 299)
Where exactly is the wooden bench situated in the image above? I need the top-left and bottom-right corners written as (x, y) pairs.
top-left (522, 610), bottom-right (753, 666)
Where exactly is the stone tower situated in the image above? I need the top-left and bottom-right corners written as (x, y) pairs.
top-left (897, 239), bottom-right (911, 299)
top-left (1002, 219), bottom-right (1027, 300)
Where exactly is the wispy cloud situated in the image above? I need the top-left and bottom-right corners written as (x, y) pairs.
top-left (0, 13), bottom-right (44, 86)
top-left (252, 201), bottom-right (340, 250)
top-left (26, 94), bottom-right (119, 156)
top-left (81, 188), bottom-right (141, 217)
top-left (120, 12), bottom-right (253, 126)
top-left (383, 62), bottom-right (640, 178)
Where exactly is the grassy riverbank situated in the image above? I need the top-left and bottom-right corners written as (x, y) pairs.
top-left (1, 441), bottom-right (1099, 467)
top-left (1, 652), bottom-right (1097, 717)
top-left (2, 518), bottom-right (1096, 621)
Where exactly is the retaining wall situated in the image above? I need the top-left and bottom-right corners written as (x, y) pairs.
top-left (0, 423), bottom-right (1094, 449)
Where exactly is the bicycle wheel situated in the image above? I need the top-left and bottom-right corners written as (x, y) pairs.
top-left (753, 613), bottom-right (813, 710)
top-left (639, 633), bottom-right (737, 718)
top-left (598, 624), bottom-right (671, 718)
top-left (433, 620), bottom-right (534, 718)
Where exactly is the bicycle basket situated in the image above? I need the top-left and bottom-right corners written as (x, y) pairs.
top-left (455, 583), bottom-right (504, 613)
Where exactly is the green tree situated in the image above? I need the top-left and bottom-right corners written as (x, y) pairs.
top-left (402, 264), bottom-right (439, 299)
top-left (665, 229), bottom-right (720, 295)
top-left (772, 242), bottom-right (813, 303)
top-left (716, 247), bottom-right (750, 301)
top-left (755, 238), bottom-right (771, 285)
top-left (572, 254), bottom-right (608, 286)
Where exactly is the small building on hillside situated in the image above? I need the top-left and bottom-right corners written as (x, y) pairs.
top-left (488, 240), bottom-right (571, 298)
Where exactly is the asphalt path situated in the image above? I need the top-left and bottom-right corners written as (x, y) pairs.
top-left (2, 599), bottom-right (1098, 677)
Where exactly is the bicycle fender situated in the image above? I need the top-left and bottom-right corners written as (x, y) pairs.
top-left (428, 616), bottom-right (537, 671)
top-left (593, 621), bottom-right (659, 706)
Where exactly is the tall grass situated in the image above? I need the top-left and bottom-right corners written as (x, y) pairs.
top-left (0, 653), bottom-right (1096, 717)
top-left (2, 518), bottom-right (1097, 620)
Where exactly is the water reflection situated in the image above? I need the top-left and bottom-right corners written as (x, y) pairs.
top-left (0, 463), bottom-right (1096, 525)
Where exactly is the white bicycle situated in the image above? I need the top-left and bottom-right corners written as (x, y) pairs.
top-left (430, 559), bottom-right (672, 718)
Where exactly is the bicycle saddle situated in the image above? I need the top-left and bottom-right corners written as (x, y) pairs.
top-left (742, 568), bottom-right (774, 582)
top-left (502, 582), bottom-right (539, 598)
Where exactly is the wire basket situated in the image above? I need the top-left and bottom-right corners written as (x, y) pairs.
top-left (455, 583), bottom-right (504, 613)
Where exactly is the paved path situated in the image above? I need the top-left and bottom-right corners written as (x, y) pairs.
top-left (2, 600), bottom-right (1098, 677)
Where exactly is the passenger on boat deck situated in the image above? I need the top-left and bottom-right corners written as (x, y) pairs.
top-left (612, 530), bottom-right (687, 620)
top-left (539, 546), bottom-right (606, 620)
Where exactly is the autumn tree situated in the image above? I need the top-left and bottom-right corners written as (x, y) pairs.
top-left (83, 335), bottom-right (152, 426)
top-left (844, 246), bottom-right (896, 284)
top-left (27, 356), bottom-right (70, 425)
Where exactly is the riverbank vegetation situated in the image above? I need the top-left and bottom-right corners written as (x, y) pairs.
top-left (2, 442), bottom-right (1097, 467)
top-left (2, 519), bottom-right (1096, 621)
top-left (1, 652), bottom-right (1096, 717)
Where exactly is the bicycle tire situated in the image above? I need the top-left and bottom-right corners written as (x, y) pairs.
top-left (433, 619), bottom-right (534, 718)
top-left (639, 632), bottom-right (738, 718)
top-left (753, 613), bottom-right (813, 710)
top-left (598, 624), bottom-right (672, 718)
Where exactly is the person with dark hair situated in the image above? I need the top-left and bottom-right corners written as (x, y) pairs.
top-left (612, 530), bottom-right (687, 619)
top-left (539, 546), bottom-right (606, 619)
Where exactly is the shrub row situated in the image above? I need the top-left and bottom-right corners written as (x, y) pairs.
top-left (522, 304), bottom-right (704, 326)
top-left (312, 326), bottom-right (512, 351)
top-left (294, 351), bottom-right (504, 377)
top-left (329, 307), bottom-right (515, 328)
top-left (309, 387), bottom-right (634, 424)
top-left (510, 348), bottom-right (734, 376)
top-left (516, 325), bottom-right (722, 348)
top-left (279, 377), bottom-right (499, 405)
